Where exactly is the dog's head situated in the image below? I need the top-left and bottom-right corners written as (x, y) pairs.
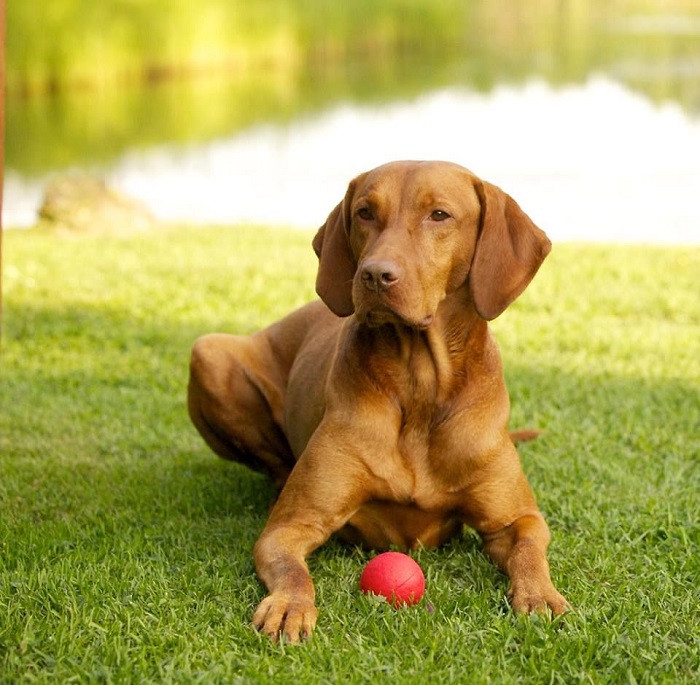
top-left (312, 160), bottom-right (551, 326)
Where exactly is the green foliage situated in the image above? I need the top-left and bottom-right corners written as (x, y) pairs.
top-left (8, 0), bottom-right (700, 99)
top-left (7, 0), bottom-right (473, 94)
top-left (2, 226), bottom-right (699, 683)
top-left (7, 0), bottom-right (700, 174)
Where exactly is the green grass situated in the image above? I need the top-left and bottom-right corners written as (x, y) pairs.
top-left (1, 225), bottom-right (699, 684)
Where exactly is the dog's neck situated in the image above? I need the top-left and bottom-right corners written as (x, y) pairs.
top-left (351, 289), bottom-right (488, 407)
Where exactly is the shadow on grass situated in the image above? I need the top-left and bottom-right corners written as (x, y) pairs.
top-left (3, 297), bottom-right (699, 634)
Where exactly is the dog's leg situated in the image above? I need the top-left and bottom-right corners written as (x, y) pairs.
top-left (188, 333), bottom-right (295, 488)
top-left (251, 431), bottom-right (369, 642)
top-left (481, 509), bottom-right (569, 616)
top-left (464, 442), bottom-right (569, 617)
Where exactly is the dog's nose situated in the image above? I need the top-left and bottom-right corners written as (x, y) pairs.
top-left (361, 259), bottom-right (403, 292)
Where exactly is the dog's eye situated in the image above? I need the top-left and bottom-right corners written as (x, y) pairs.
top-left (430, 210), bottom-right (451, 221)
top-left (357, 207), bottom-right (374, 221)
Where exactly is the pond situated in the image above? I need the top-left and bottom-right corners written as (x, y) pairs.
top-left (5, 0), bottom-right (700, 244)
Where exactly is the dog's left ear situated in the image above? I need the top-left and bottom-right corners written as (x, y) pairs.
top-left (469, 180), bottom-right (551, 321)
top-left (312, 181), bottom-right (357, 317)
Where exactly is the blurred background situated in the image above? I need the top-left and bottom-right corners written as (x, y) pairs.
top-left (4, 0), bottom-right (700, 242)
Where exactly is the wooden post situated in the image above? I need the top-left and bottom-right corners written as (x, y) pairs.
top-left (0, 0), bottom-right (5, 335)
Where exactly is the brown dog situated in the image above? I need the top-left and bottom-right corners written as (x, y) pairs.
top-left (188, 160), bottom-right (568, 642)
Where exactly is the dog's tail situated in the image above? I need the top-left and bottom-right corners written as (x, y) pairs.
top-left (509, 429), bottom-right (542, 444)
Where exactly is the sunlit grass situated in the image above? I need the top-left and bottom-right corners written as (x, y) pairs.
top-left (1, 225), bottom-right (699, 683)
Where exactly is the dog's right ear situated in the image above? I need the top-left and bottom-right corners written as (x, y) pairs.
top-left (469, 180), bottom-right (551, 321)
top-left (312, 181), bottom-right (357, 317)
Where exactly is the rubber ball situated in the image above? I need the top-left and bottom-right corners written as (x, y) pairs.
top-left (359, 551), bottom-right (425, 607)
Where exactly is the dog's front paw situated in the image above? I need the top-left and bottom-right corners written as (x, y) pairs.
top-left (509, 581), bottom-right (570, 617)
top-left (252, 593), bottom-right (318, 643)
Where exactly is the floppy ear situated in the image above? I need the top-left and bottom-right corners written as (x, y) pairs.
top-left (312, 182), bottom-right (357, 317)
top-left (470, 180), bottom-right (551, 321)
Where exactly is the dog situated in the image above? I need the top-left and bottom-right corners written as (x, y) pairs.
top-left (188, 160), bottom-right (568, 642)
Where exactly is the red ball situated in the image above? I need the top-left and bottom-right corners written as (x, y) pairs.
top-left (359, 552), bottom-right (425, 607)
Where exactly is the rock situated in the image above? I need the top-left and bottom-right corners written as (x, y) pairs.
top-left (38, 175), bottom-right (157, 235)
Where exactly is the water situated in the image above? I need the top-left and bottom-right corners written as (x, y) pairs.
top-left (6, 76), bottom-right (699, 244)
top-left (5, 2), bottom-right (700, 244)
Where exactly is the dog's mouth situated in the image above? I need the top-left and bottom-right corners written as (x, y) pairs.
top-left (353, 276), bottom-right (436, 330)
top-left (360, 305), bottom-right (434, 330)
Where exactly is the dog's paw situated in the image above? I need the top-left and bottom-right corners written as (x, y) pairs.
top-left (509, 583), bottom-right (570, 617)
top-left (252, 593), bottom-right (318, 643)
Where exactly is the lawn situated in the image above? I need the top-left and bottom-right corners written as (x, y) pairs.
top-left (1, 225), bottom-right (699, 684)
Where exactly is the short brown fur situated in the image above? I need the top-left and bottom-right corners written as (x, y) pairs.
top-left (188, 160), bottom-right (568, 642)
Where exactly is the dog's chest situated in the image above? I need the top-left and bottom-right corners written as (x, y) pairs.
top-left (363, 327), bottom-right (485, 505)
top-left (393, 381), bottom-right (471, 506)
top-left (395, 414), bottom-right (467, 501)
